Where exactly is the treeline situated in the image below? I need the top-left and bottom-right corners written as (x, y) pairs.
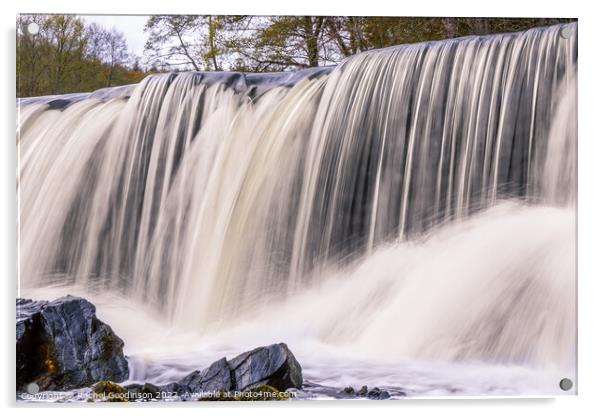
top-left (145, 16), bottom-right (575, 72)
top-left (17, 14), bottom-right (146, 97)
top-left (17, 15), bottom-right (575, 96)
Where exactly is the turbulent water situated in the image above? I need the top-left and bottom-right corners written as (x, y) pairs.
top-left (17, 23), bottom-right (577, 397)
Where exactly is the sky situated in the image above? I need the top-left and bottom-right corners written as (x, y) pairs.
top-left (79, 15), bottom-right (149, 59)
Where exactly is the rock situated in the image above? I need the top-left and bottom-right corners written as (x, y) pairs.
top-left (91, 380), bottom-right (129, 402)
top-left (228, 343), bottom-right (303, 391)
top-left (368, 387), bottom-right (390, 400)
top-left (16, 296), bottom-right (129, 391)
top-left (177, 357), bottom-right (232, 393)
top-left (125, 382), bottom-right (161, 400)
top-left (124, 383), bottom-right (143, 393)
top-left (171, 343), bottom-right (302, 397)
top-left (140, 382), bottom-right (161, 396)
top-left (340, 386), bottom-right (355, 395)
top-left (357, 385), bottom-right (368, 396)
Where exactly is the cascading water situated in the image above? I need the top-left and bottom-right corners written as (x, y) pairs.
top-left (17, 23), bottom-right (577, 396)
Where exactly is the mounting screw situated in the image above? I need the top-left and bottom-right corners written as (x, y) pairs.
top-left (560, 26), bottom-right (573, 39)
top-left (559, 378), bottom-right (573, 391)
top-left (23, 22), bottom-right (39, 36)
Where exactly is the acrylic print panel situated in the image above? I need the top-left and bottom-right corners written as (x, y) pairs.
top-left (16, 15), bottom-right (577, 402)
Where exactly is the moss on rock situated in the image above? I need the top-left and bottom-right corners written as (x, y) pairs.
top-left (91, 380), bottom-right (129, 402)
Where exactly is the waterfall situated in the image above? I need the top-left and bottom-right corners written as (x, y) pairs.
top-left (18, 23), bottom-right (576, 372)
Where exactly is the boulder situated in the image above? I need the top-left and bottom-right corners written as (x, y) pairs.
top-left (228, 342), bottom-right (303, 391)
top-left (168, 343), bottom-right (302, 396)
top-left (16, 296), bottom-right (129, 391)
top-left (91, 380), bottom-right (129, 402)
top-left (368, 387), bottom-right (391, 400)
top-left (177, 357), bottom-right (232, 393)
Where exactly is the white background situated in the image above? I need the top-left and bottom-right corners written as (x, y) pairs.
top-left (2, 0), bottom-right (601, 415)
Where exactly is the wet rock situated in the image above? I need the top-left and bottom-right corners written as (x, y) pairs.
top-left (357, 385), bottom-right (368, 396)
top-left (170, 343), bottom-right (302, 397)
top-left (368, 387), bottom-right (391, 400)
top-left (340, 386), bottom-right (355, 395)
top-left (124, 383), bottom-right (143, 393)
top-left (125, 382), bottom-right (161, 400)
top-left (178, 357), bottom-right (232, 393)
top-left (16, 296), bottom-right (129, 391)
top-left (228, 342), bottom-right (303, 391)
top-left (92, 380), bottom-right (129, 402)
top-left (140, 382), bottom-right (160, 396)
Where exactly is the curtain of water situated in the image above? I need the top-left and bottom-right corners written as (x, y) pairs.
top-left (18, 23), bottom-right (577, 346)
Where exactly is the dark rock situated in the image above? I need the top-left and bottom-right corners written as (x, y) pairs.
top-left (228, 342), bottom-right (303, 391)
top-left (141, 382), bottom-right (160, 396)
top-left (357, 385), bottom-right (368, 396)
top-left (368, 387), bottom-right (391, 400)
top-left (340, 386), bottom-right (355, 395)
top-left (124, 382), bottom-right (162, 401)
top-left (172, 343), bottom-right (302, 397)
top-left (178, 357), bottom-right (232, 393)
top-left (124, 383), bottom-right (143, 393)
top-left (16, 296), bottom-right (129, 391)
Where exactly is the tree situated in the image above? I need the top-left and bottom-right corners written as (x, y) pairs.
top-left (144, 15), bottom-right (221, 71)
top-left (224, 16), bottom-right (333, 71)
top-left (17, 14), bottom-right (146, 97)
top-left (85, 24), bottom-right (130, 87)
top-left (322, 17), bottom-right (367, 57)
top-left (17, 14), bottom-right (48, 96)
top-left (205, 16), bottom-right (221, 71)
top-left (144, 15), bottom-right (202, 71)
top-left (141, 15), bottom-right (575, 74)
top-left (17, 15), bottom-right (88, 95)
top-left (46, 15), bottom-right (88, 93)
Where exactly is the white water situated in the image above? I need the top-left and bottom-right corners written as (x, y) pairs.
top-left (17, 23), bottom-right (577, 396)
top-left (21, 202), bottom-right (575, 396)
